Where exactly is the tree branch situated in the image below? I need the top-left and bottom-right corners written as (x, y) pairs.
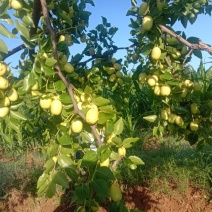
top-left (158, 24), bottom-right (212, 55)
top-left (2, 44), bottom-right (26, 61)
top-left (29, 0), bottom-right (42, 59)
top-left (40, 0), bottom-right (104, 147)
top-left (74, 42), bottom-right (138, 66)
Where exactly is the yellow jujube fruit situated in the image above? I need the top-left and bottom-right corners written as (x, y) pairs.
top-left (100, 158), bottom-right (110, 167)
top-left (161, 109), bottom-right (168, 120)
top-left (118, 146), bottom-right (126, 157)
top-left (113, 63), bottom-right (122, 71)
top-left (116, 71), bottom-right (123, 78)
top-left (160, 85), bottom-right (171, 96)
top-left (80, 33), bottom-right (87, 43)
top-left (151, 47), bottom-right (161, 60)
top-left (190, 121), bottom-right (199, 132)
top-left (40, 97), bottom-right (52, 109)
top-left (7, 88), bottom-right (18, 102)
top-left (109, 183), bottom-right (122, 202)
top-left (86, 108), bottom-right (98, 124)
top-left (71, 119), bottom-right (83, 133)
top-left (154, 85), bottom-right (161, 96)
top-left (89, 48), bottom-right (95, 56)
top-left (50, 99), bottom-right (62, 115)
top-left (168, 114), bottom-right (177, 124)
top-left (175, 116), bottom-right (184, 126)
top-left (171, 51), bottom-right (181, 59)
top-left (109, 74), bottom-right (117, 83)
top-left (0, 107), bottom-right (9, 118)
top-left (138, 72), bottom-right (147, 83)
top-left (190, 103), bottom-right (199, 114)
top-left (184, 79), bottom-right (193, 88)
top-left (58, 54), bottom-right (67, 65)
top-left (139, 2), bottom-right (149, 16)
top-left (0, 62), bottom-right (7, 76)
top-left (180, 88), bottom-right (188, 98)
top-left (0, 77), bottom-right (9, 90)
top-left (142, 16), bottom-right (153, 31)
top-left (11, 0), bottom-right (23, 10)
top-left (31, 81), bottom-right (39, 91)
top-left (63, 62), bottom-right (74, 73)
top-left (147, 77), bottom-right (156, 87)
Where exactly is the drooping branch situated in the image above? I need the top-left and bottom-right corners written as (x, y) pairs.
top-left (158, 24), bottom-right (212, 55)
top-left (40, 0), bottom-right (103, 147)
top-left (2, 44), bottom-right (26, 61)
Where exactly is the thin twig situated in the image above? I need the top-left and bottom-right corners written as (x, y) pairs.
top-left (74, 42), bottom-right (138, 66)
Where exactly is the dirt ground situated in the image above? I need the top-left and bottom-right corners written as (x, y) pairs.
top-left (0, 185), bottom-right (211, 212)
top-left (0, 149), bottom-right (211, 212)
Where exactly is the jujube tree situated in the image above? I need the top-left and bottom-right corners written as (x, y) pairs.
top-left (0, 0), bottom-right (211, 211)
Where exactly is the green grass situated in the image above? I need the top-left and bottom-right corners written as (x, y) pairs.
top-left (0, 151), bottom-right (45, 198)
top-left (119, 137), bottom-right (212, 196)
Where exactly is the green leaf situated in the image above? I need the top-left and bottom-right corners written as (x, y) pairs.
top-left (123, 137), bottom-right (139, 148)
top-left (140, 43), bottom-right (154, 55)
top-left (187, 133), bottom-right (198, 145)
top-left (37, 173), bottom-right (49, 189)
top-left (80, 131), bottom-right (93, 142)
top-left (193, 50), bottom-right (202, 59)
top-left (45, 57), bottom-right (57, 67)
top-left (61, 12), bottom-right (73, 25)
top-left (75, 185), bottom-right (90, 201)
top-left (110, 151), bottom-right (119, 160)
top-left (91, 179), bottom-right (109, 197)
top-left (64, 167), bottom-right (78, 182)
top-left (44, 159), bottom-right (55, 173)
top-left (52, 171), bottom-right (69, 188)
top-left (96, 167), bottom-right (115, 181)
top-left (100, 149), bottom-right (111, 162)
top-left (0, 39), bottom-right (8, 54)
top-left (15, 20), bottom-right (29, 39)
top-left (159, 72), bottom-right (173, 80)
top-left (111, 136), bottom-right (122, 146)
top-left (114, 118), bottom-right (124, 135)
top-left (98, 112), bottom-right (115, 124)
top-left (81, 150), bottom-right (98, 168)
top-left (46, 182), bottom-right (56, 198)
top-left (143, 115), bottom-right (157, 122)
top-left (41, 64), bottom-right (55, 75)
top-left (23, 72), bottom-right (36, 92)
top-left (57, 154), bottom-right (73, 168)
top-left (0, 24), bottom-right (16, 38)
top-left (7, 119), bottom-right (20, 133)
top-left (60, 93), bottom-right (72, 104)
top-left (47, 143), bottom-right (59, 157)
top-left (58, 134), bottom-right (72, 145)
top-left (181, 16), bottom-right (187, 28)
top-left (92, 97), bottom-right (110, 106)
top-left (20, 35), bottom-right (35, 49)
top-left (128, 156), bottom-right (145, 165)
top-left (10, 110), bottom-right (27, 121)
top-left (55, 80), bottom-right (66, 91)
